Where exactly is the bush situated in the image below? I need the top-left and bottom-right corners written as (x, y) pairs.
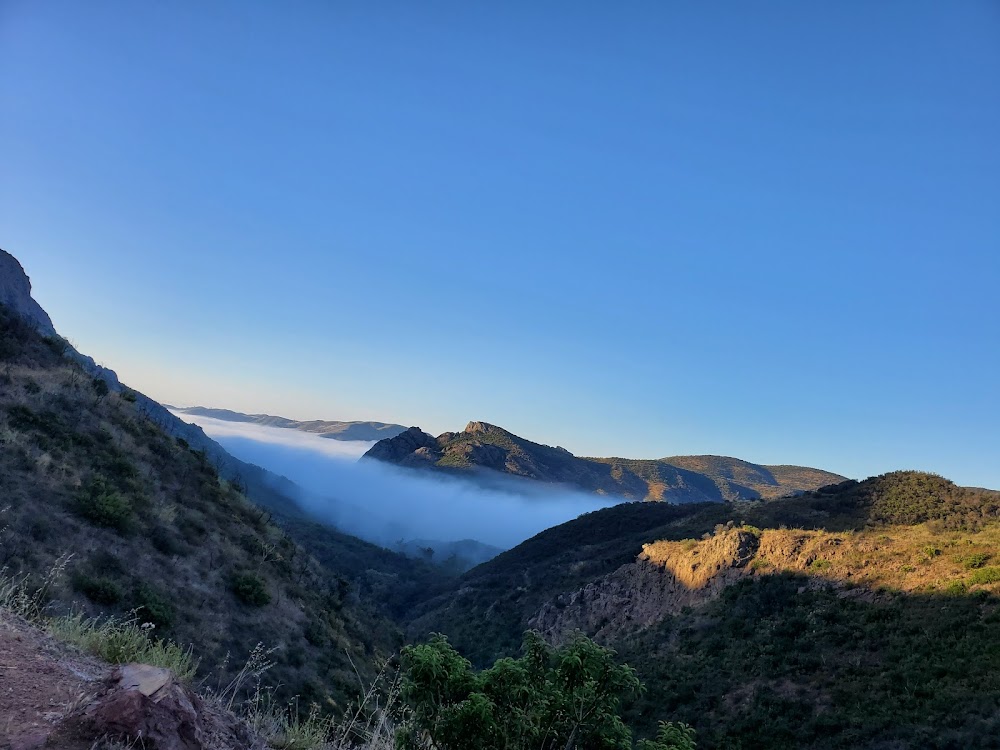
top-left (396, 631), bottom-right (687, 750)
top-left (73, 477), bottom-right (133, 532)
top-left (968, 567), bottom-right (1000, 586)
top-left (133, 583), bottom-right (175, 629)
top-left (232, 572), bottom-right (271, 607)
top-left (72, 574), bottom-right (123, 605)
top-left (962, 552), bottom-right (991, 569)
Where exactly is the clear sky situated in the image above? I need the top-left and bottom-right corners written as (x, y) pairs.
top-left (2, 1), bottom-right (998, 488)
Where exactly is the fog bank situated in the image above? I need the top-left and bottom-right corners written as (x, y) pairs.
top-left (171, 412), bottom-right (621, 551)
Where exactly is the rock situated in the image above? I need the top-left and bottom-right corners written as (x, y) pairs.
top-left (48, 663), bottom-right (263, 750)
top-left (531, 528), bottom-right (762, 644)
top-left (0, 249), bottom-right (56, 335)
top-left (363, 426), bottom-right (442, 463)
top-left (73, 664), bottom-right (203, 749)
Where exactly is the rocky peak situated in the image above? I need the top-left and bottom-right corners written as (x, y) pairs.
top-left (464, 421), bottom-right (505, 435)
top-left (0, 248), bottom-right (56, 335)
top-left (363, 426), bottom-right (442, 463)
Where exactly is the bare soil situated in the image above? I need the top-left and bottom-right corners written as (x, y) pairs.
top-left (0, 610), bottom-right (106, 749)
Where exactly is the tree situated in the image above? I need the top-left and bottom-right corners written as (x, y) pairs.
top-left (395, 631), bottom-right (692, 750)
top-left (91, 376), bottom-right (110, 404)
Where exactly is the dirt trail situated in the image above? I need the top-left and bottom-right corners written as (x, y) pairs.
top-left (0, 611), bottom-right (107, 750)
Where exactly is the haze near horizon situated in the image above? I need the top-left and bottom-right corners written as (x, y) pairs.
top-left (1, 2), bottom-right (998, 488)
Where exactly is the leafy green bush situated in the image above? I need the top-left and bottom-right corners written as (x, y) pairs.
top-left (396, 631), bottom-right (691, 750)
top-left (232, 572), bottom-right (271, 607)
top-left (134, 583), bottom-right (175, 629)
top-left (638, 722), bottom-right (698, 750)
top-left (962, 552), bottom-right (991, 569)
top-left (72, 573), bottom-right (123, 605)
top-left (73, 477), bottom-right (133, 532)
top-left (968, 567), bottom-right (1000, 586)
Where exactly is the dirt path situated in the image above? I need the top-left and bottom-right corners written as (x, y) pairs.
top-left (0, 611), bottom-right (107, 749)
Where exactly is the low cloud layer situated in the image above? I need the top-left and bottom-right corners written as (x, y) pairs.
top-left (172, 412), bottom-right (621, 551)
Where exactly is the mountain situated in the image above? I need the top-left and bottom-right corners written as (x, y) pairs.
top-left (169, 405), bottom-right (407, 442)
top-left (0, 249), bottom-right (434, 711)
top-left (406, 471), bottom-right (1000, 748)
top-left (364, 421), bottom-right (846, 502)
top-left (658, 454), bottom-right (846, 499)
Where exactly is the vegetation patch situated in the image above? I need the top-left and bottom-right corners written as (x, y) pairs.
top-left (73, 477), bottom-right (133, 533)
top-left (48, 613), bottom-right (197, 681)
top-left (968, 567), bottom-right (1000, 586)
top-left (232, 571), bottom-right (271, 607)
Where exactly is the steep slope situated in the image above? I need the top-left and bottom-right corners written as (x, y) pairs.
top-left (406, 472), bottom-right (1000, 748)
top-left (170, 405), bottom-right (407, 442)
top-left (365, 421), bottom-right (845, 503)
top-left (0, 250), bottom-right (305, 523)
top-left (0, 258), bottom-right (412, 711)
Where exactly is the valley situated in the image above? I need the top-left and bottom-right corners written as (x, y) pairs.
top-left (2, 248), bottom-right (999, 749)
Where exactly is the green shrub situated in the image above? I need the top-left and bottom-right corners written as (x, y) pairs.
top-left (395, 631), bottom-right (680, 750)
top-left (968, 567), bottom-right (1000, 586)
top-left (72, 574), bottom-right (123, 605)
top-left (809, 559), bottom-right (832, 571)
top-left (133, 583), bottom-right (175, 629)
top-left (232, 572), bottom-right (271, 607)
top-left (962, 552), bottom-right (991, 569)
top-left (74, 477), bottom-right (133, 532)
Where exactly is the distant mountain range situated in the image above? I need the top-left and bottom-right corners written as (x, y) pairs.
top-left (168, 405), bottom-right (407, 442)
top-left (364, 421), bottom-right (847, 502)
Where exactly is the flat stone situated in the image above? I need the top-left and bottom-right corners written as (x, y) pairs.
top-left (117, 663), bottom-right (172, 699)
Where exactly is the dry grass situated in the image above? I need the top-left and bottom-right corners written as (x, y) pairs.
top-left (642, 521), bottom-right (1000, 595)
top-left (47, 612), bottom-right (198, 681)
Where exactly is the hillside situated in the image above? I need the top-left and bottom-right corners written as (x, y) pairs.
top-left (170, 405), bottom-right (407, 442)
top-left (406, 471), bottom-right (1000, 748)
top-left (658, 455), bottom-right (846, 499)
top-left (364, 421), bottom-right (845, 503)
top-left (0, 293), bottom-right (404, 711)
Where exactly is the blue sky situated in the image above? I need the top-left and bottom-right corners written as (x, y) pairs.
top-left (2, 1), bottom-right (998, 487)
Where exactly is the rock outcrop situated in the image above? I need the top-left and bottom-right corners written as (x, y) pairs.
top-left (53, 664), bottom-right (264, 750)
top-left (531, 527), bottom-right (761, 644)
top-left (362, 426), bottom-right (442, 465)
top-left (0, 249), bottom-right (55, 335)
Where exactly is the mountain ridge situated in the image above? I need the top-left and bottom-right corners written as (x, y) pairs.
top-left (364, 421), bottom-right (847, 503)
top-left (169, 405), bottom-right (407, 442)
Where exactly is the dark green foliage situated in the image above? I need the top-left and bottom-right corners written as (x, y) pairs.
top-left (73, 476), bottom-right (133, 532)
top-left (72, 573), bottom-right (123, 605)
top-left (619, 575), bottom-right (1000, 749)
top-left (133, 583), bottom-right (175, 629)
top-left (637, 723), bottom-right (697, 750)
top-left (42, 334), bottom-right (70, 356)
top-left (91, 376), bottom-right (110, 402)
top-left (396, 632), bottom-right (664, 750)
top-left (231, 571), bottom-right (271, 607)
